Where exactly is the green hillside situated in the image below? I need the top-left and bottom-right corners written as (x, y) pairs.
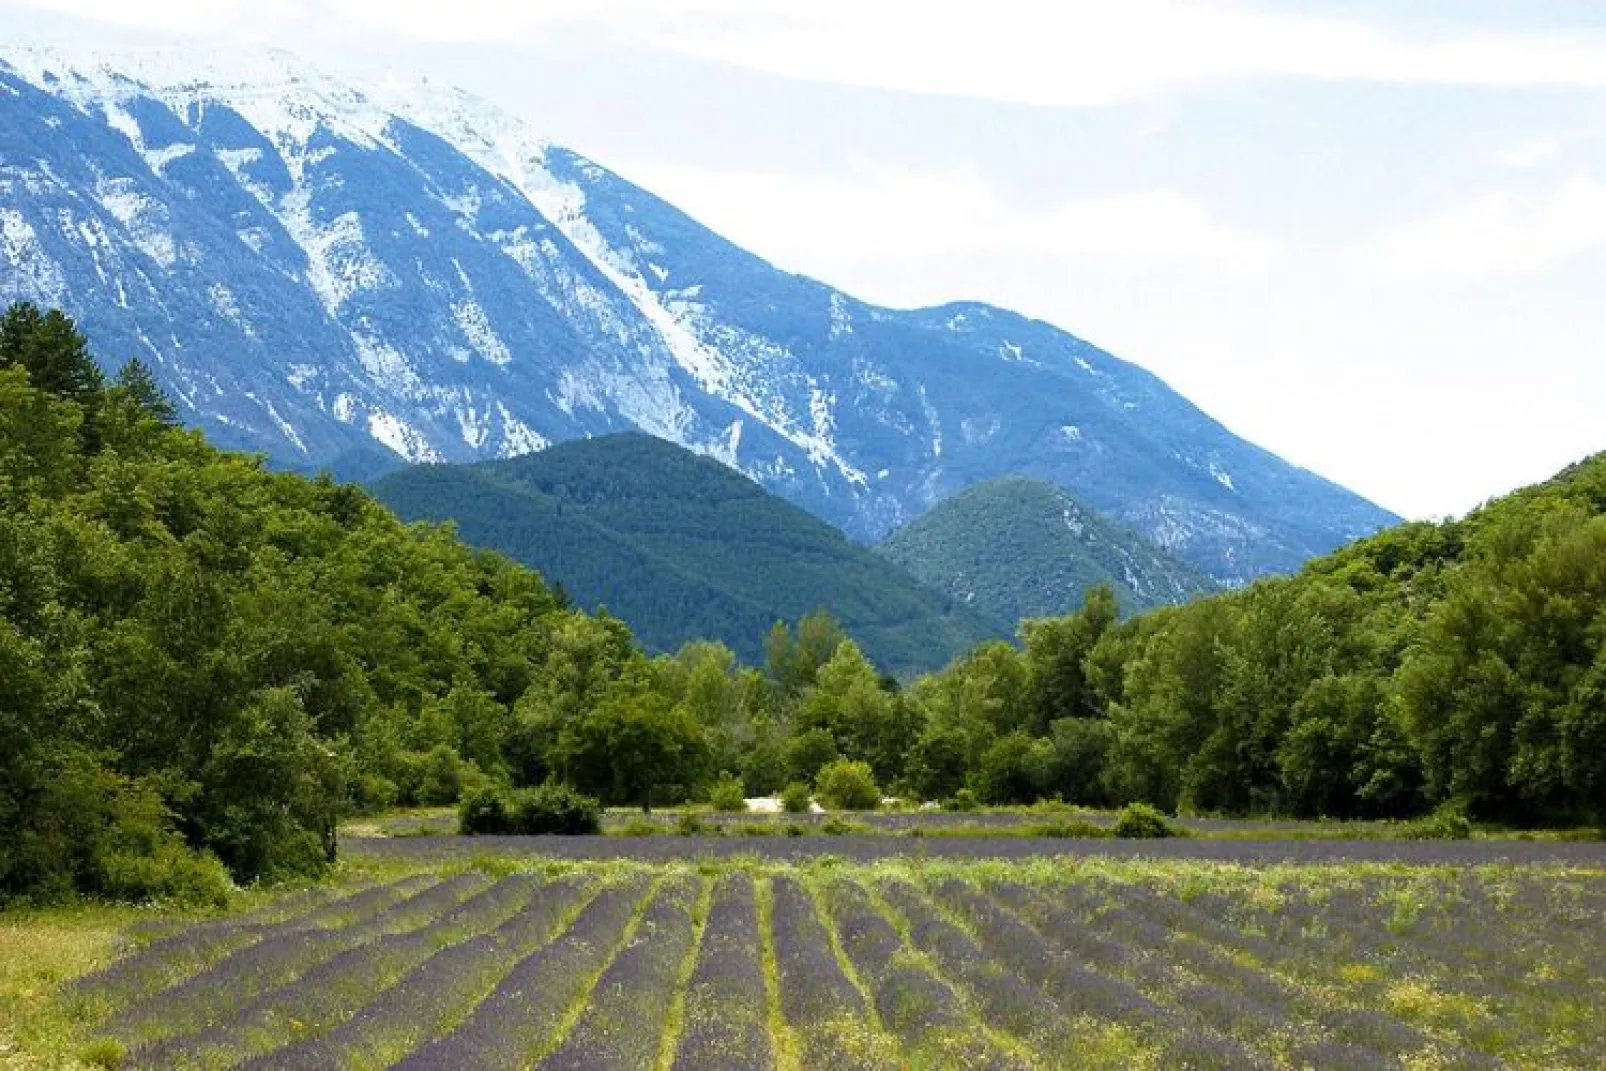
top-left (901, 449), bottom-right (1606, 823)
top-left (370, 434), bottom-right (1003, 673)
top-left (877, 477), bottom-right (1217, 624)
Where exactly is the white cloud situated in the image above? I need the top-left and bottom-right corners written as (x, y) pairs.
top-left (10, 0), bottom-right (1606, 104)
top-left (1366, 175), bottom-right (1606, 280)
top-left (623, 161), bottom-right (1274, 280)
top-left (1492, 137), bottom-right (1564, 169)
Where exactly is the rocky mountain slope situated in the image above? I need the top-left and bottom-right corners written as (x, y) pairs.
top-left (0, 44), bottom-right (1397, 582)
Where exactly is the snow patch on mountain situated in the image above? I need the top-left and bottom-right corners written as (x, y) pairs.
top-left (0, 41), bottom-right (1398, 585)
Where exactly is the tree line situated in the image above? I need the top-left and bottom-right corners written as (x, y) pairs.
top-left (2, 304), bottom-right (1601, 904)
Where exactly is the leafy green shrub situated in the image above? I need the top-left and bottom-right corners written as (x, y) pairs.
top-left (416, 745), bottom-right (468, 806)
top-left (1403, 803), bottom-right (1472, 840)
top-left (98, 843), bottom-right (233, 909)
top-left (780, 781), bottom-right (814, 814)
top-left (459, 783), bottom-right (601, 836)
top-left (458, 786), bottom-right (512, 835)
top-left (814, 758), bottom-right (881, 811)
top-left (350, 773), bottom-right (400, 813)
top-left (708, 774), bottom-right (747, 813)
top-left (5, 757), bottom-right (235, 907)
top-left (942, 788), bottom-right (980, 812)
top-left (784, 728), bottom-right (841, 784)
top-left (821, 816), bottom-right (870, 835)
top-left (510, 783), bottom-right (602, 835)
top-left (1112, 802), bottom-right (1177, 839)
top-left (615, 816), bottom-right (664, 836)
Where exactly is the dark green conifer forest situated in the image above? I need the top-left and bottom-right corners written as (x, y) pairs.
top-left (2, 305), bottom-right (1602, 904)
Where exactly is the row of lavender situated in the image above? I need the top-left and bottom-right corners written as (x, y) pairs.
top-left (68, 863), bottom-right (1606, 1068)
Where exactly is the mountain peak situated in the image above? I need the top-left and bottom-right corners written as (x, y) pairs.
top-left (0, 44), bottom-right (1397, 583)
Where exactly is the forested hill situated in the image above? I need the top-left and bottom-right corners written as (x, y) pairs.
top-left (916, 447), bottom-right (1606, 825)
top-left (370, 434), bottom-right (1004, 673)
top-left (877, 477), bottom-right (1216, 625)
top-left (2, 302), bottom-right (1602, 914)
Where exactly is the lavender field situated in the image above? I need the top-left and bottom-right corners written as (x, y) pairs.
top-left (61, 858), bottom-right (1606, 1069)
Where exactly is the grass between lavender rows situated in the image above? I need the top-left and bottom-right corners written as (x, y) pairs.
top-left (3, 851), bottom-right (1604, 1069)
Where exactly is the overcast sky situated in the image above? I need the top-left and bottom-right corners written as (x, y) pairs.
top-left (6, 1), bottom-right (1605, 519)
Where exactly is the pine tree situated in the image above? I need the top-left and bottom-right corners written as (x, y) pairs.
top-left (115, 357), bottom-right (179, 427)
top-left (0, 302), bottom-right (104, 404)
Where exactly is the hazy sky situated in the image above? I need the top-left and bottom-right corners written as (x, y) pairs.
top-left (6, 1), bottom-right (1604, 519)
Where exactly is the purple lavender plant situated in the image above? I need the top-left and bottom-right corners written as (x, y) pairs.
top-left (392, 877), bottom-right (652, 1070)
top-left (671, 873), bottom-right (772, 1071)
top-left (246, 875), bottom-right (595, 1071)
top-left (540, 875), bottom-right (703, 1069)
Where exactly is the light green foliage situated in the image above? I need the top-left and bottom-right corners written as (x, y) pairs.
top-left (814, 758), bottom-right (881, 811)
top-left (794, 640), bottom-right (922, 783)
top-left (780, 781), bottom-right (813, 814)
top-left (1111, 802), bottom-right (1177, 838)
top-left (708, 773), bottom-right (748, 812)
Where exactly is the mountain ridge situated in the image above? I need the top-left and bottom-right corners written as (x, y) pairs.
top-left (0, 42), bottom-right (1398, 583)
top-left (369, 432), bottom-right (1004, 673)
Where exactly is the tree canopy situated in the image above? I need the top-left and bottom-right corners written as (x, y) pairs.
top-left (3, 302), bottom-right (1602, 906)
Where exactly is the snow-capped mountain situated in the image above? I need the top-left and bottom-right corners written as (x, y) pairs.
top-left (0, 44), bottom-right (1396, 582)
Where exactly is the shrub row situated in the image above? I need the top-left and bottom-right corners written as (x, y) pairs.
top-left (458, 784), bottom-right (602, 836)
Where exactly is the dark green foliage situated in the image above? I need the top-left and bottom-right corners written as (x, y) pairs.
top-left (556, 674), bottom-right (710, 810)
top-left (942, 789), bottom-right (980, 812)
top-left (113, 358), bottom-right (178, 427)
top-left (458, 783), bottom-right (602, 835)
top-left (970, 732), bottom-right (1054, 805)
top-left (1112, 803), bottom-right (1176, 839)
top-left (905, 725), bottom-right (971, 802)
top-left (509, 783), bottom-right (603, 835)
top-left (370, 434), bottom-right (1001, 674)
top-left (457, 787), bottom-right (512, 836)
top-left (876, 476), bottom-right (1217, 626)
top-left (784, 728), bottom-right (841, 785)
top-left (1, 302), bottom-right (104, 405)
top-left (0, 306), bottom-right (671, 901)
top-left (814, 758), bottom-right (881, 811)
